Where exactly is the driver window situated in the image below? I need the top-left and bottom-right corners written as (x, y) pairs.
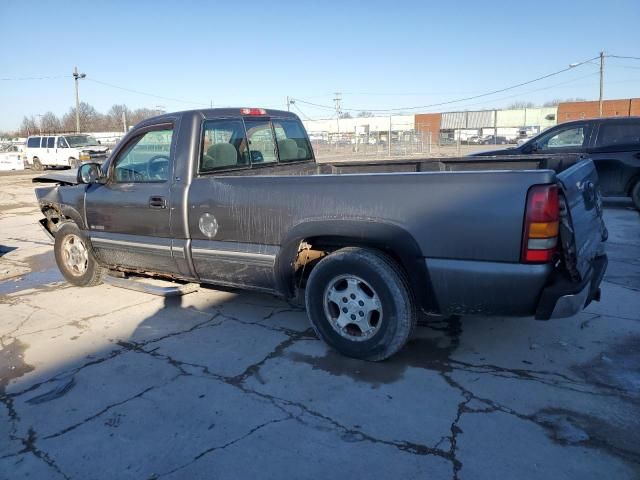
top-left (113, 129), bottom-right (173, 183)
top-left (540, 126), bottom-right (586, 149)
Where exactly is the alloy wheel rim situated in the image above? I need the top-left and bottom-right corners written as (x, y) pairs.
top-left (322, 274), bottom-right (383, 341)
top-left (61, 234), bottom-right (89, 276)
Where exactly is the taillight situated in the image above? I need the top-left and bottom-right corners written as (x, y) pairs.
top-left (522, 184), bottom-right (560, 263)
top-left (240, 108), bottom-right (267, 115)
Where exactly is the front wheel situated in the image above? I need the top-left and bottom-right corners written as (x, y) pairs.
top-left (33, 158), bottom-right (42, 171)
top-left (631, 180), bottom-right (640, 211)
top-left (69, 157), bottom-right (80, 168)
top-left (305, 247), bottom-right (416, 361)
top-left (54, 223), bottom-right (105, 286)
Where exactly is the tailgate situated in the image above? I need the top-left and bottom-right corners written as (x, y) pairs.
top-left (556, 159), bottom-right (608, 281)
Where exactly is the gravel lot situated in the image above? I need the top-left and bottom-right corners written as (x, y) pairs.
top-left (1, 170), bottom-right (639, 480)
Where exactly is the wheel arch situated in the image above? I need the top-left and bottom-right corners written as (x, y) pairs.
top-left (625, 172), bottom-right (640, 196)
top-left (275, 219), bottom-right (439, 313)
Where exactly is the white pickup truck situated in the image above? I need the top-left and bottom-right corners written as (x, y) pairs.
top-left (25, 134), bottom-right (110, 170)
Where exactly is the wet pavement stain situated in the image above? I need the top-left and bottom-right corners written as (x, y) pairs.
top-left (0, 338), bottom-right (35, 392)
top-left (534, 407), bottom-right (640, 465)
top-left (573, 336), bottom-right (640, 396)
top-left (287, 316), bottom-right (462, 387)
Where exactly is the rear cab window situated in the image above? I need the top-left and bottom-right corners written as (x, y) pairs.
top-left (27, 137), bottom-right (40, 148)
top-left (198, 114), bottom-right (313, 174)
top-left (273, 119), bottom-right (313, 161)
top-left (594, 120), bottom-right (640, 149)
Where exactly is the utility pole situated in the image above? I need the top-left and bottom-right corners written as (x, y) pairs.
top-left (333, 92), bottom-right (342, 144)
top-left (598, 51), bottom-right (605, 118)
top-left (287, 96), bottom-right (290, 112)
top-left (333, 92), bottom-right (342, 117)
top-left (73, 67), bottom-right (86, 133)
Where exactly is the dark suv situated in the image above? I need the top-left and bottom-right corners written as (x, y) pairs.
top-left (471, 117), bottom-right (640, 210)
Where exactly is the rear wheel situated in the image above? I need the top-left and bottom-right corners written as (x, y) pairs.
top-left (305, 247), bottom-right (416, 361)
top-left (631, 180), bottom-right (640, 211)
top-left (33, 158), bottom-right (42, 171)
top-left (54, 222), bottom-right (105, 287)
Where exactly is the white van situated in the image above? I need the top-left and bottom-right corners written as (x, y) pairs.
top-left (25, 134), bottom-right (109, 170)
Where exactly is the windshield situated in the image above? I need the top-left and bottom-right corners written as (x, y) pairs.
top-left (65, 135), bottom-right (100, 147)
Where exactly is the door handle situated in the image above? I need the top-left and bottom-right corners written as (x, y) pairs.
top-left (149, 196), bottom-right (167, 209)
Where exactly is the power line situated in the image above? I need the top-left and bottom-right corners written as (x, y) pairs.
top-left (293, 55), bottom-right (601, 113)
top-left (608, 55), bottom-right (640, 61)
top-left (0, 75), bottom-right (71, 81)
top-left (86, 77), bottom-right (209, 107)
top-left (291, 103), bottom-right (312, 121)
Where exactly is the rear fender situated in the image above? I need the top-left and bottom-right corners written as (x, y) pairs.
top-left (275, 219), bottom-right (439, 313)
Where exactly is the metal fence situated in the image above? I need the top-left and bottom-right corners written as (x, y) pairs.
top-left (309, 121), bottom-right (516, 161)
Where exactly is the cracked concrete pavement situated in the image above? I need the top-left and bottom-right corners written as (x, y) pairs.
top-left (1, 171), bottom-right (639, 479)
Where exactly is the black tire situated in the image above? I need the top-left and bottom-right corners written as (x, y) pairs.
top-left (305, 247), bottom-right (416, 361)
top-left (631, 180), bottom-right (640, 212)
top-left (54, 222), bottom-right (105, 287)
top-left (33, 158), bottom-right (42, 171)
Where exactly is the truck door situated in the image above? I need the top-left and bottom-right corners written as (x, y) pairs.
top-left (84, 123), bottom-right (180, 275)
top-left (586, 119), bottom-right (640, 196)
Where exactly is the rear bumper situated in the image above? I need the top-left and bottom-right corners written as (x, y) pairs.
top-left (425, 255), bottom-right (607, 318)
top-left (535, 255), bottom-right (608, 320)
top-left (426, 258), bottom-right (552, 316)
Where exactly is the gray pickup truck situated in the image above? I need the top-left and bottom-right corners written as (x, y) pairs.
top-left (33, 108), bottom-right (608, 360)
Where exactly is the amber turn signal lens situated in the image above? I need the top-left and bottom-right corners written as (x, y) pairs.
top-left (528, 221), bottom-right (559, 238)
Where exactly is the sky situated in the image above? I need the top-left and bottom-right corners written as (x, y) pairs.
top-left (1, 0), bottom-right (639, 131)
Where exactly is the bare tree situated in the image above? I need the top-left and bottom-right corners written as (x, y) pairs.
top-left (129, 108), bottom-right (164, 125)
top-left (357, 111), bottom-right (373, 118)
top-left (543, 97), bottom-right (588, 107)
top-left (508, 101), bottom-right (536, 109)
top-left (62, 102), bottom-right (101, 132)
top-left (19, 116), bottom-right (38, 136)
top-left (40, 111), bottom-right (62, 133)
top-left (107, 104), bottom-right (130, 130)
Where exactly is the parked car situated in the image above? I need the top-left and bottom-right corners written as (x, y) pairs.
top-left (0, 144), bottom-right (24, 171)
top-left (33, 108), bottom-right (608, 361)
top-left (481, 135), bottom-right (509, 145)
top-left (470, 117), bottom-right (640, 210)
top-left (25, 134), bottom-right (110, 170)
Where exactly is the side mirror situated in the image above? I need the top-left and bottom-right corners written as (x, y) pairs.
top-left (77, 162), bottom-right (104, 184)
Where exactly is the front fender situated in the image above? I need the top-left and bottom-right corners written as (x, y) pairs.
top-left (35, 184), bottom-right (88, 231)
